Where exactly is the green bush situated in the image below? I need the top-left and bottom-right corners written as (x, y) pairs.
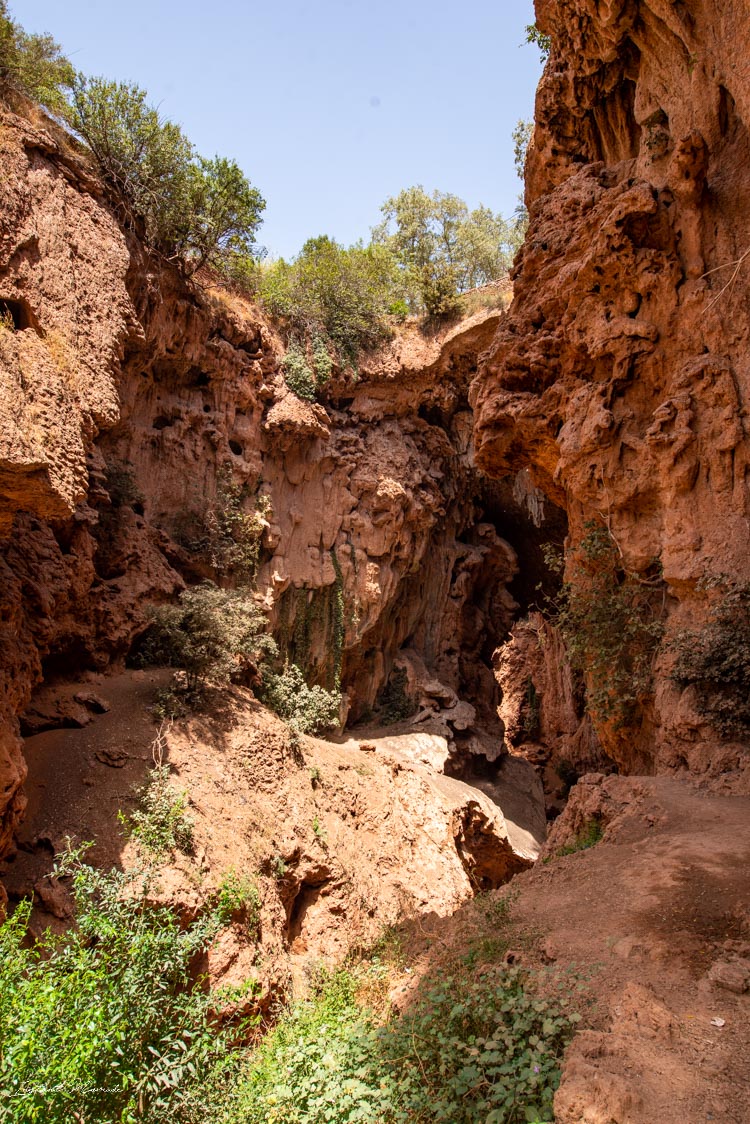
top-left (139, 582), bottom-right (277, 693)
top-left (232, 964), bottom-right (578, 1123)
top-left (551, 523), bottom-right (664, 728)
top-left (174, 468), bottom-right (270, 582)
top-left (260, 662), bottom-right (341, 735)
top-left (123, 764), bottom-right (194, 858)
top-left (215, 869), bottom-right (261, 932)
top-left (555, 819), bottom-right (603, 857)
top-left (376, 666), bottom-right (417, 725)
top-left (0, 848), bottom-right (248, 1124)
top-left (0, 1), bottom-right (73, 115)
top-left (280, 338), bottom-right (317, 401)
top-left (670, 577), bottom-right (750, 737)
top-left (68, 76), bottom-right (264, 271)
top-left (260, 236), bottom-right (400, 363)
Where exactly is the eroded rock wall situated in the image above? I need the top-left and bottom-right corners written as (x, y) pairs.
top-left (472, 0), bottom-right (750, 778)
top-left (0, 101), bottom-right (519, 854)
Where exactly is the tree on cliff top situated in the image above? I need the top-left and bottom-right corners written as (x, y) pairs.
top-left (0, 0), bottom-right (73, 115)
top-left (0, 5), bottom-right (265, 277)
top-left (372, 186), bottom-right (521, 316)
top-left (260, 235), bottom-right (401, 361)
top-left (69, 76), bottom-right (265, 272)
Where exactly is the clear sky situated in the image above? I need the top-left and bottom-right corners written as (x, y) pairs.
top-left (18, 0), bottom-right (542, 259)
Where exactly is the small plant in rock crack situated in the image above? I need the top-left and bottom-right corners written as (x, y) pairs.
top-left (669, 574), bottom-right (750, 738)
top-left (308, 764), bottom-right (322, 787)
top-left (120, 724), bottom-right (194, 858)
top-left (215, 868), bottom-right (261, 933)
top-left (547, 522), bottom-right (664, 729)
top-left (311, 814), bottom-right (328, 847)
top-left (267, 853), bottom-right (287, 880)
top-left (173, 465), bottom-right (271, 583)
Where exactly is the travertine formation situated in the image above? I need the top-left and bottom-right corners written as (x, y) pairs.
top-left (0, 103), bottom-right (522, 857)
top-left (472, 0), bottom-right (750, 777)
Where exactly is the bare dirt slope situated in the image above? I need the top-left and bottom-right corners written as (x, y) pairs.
top-left (0, 670), bottom-right (544, 1004)
top-left (396, 774), bottom-right (750, 1124)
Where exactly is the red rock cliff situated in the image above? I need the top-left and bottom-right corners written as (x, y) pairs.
top-left (472, 0), bottom-right (750, 778)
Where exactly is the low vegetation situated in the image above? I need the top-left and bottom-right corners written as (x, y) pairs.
top-left (124, 764), bottom-right (194, 858)
top-left (0, 846), bottom-right (250, 1124)
top-left (549, 818), bottom-right (604, 860)
top-left (138, 582), bottom-right (277, 694)
top-left (547, 523), bottom-right (664, 729)
top-left (174, 467), bottom-right (271, 583)
top-left (670, 576), bottom-right (750, 737)
top-left (260, 662), bottom-right (342, 735)
top-left (232, 961), bottom-right (579, 1124)
top-left (261, 236), bottom-right (401, 366)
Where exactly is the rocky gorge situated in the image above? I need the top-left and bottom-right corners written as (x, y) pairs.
top-left (1, 1), bottom-right (750, 1121)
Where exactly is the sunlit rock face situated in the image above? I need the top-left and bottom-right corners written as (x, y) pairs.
top-left (0, 99), bottom-right (520, 854)
top-left (472, 0), bottom-right (750, 778)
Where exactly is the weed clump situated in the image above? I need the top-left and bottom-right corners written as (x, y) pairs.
top-left (260, 662), bottom-right (341, 736)
top-left (124, 763), bottom-right (194, 858)
top-left (670, 577), bottom-right (750, 738)
top-left (549, 523), bottom-right (664, 729)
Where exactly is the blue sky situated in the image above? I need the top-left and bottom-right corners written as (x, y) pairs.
top-left (19, 0), bottom-right (542, 259)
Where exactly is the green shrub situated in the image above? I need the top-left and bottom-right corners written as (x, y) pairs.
top-left (123, 764), bottom-right (194, 858)
top-left (670, 577), bottom-right (750, 737)
top-left (260, 236), bottom-right (400, 363)
top-left (260, 662), bottom-right (341, 735)
top-left (0, 847), bottom-right (248, 1124)
top-left (555, 818), bottom-right (603, 857)
top-left (0, 1), bottom-right (73, 115)
top-left (139, 582), bottom-right (277, 693)
top-left (215, 869), bottom-right (261, 933)
top-left (232, 963), bottom-right (578, 1124)
top-left (376, 666), bottom-right (417, 725)
top-left (68, 76), bottom-right (264, 271)
top-left (105, 459), bottom-right (144, 509)
top-left (281, 338), bottom-right (317, 401)
top-left (175, 468), bottom-right (270, 583)
top-left (551, 523), bottom-right (664, 728)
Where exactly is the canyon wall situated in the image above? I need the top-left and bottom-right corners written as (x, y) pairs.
top-left (0, 103), bottom-right (532, 856)
top-left (473, 0), bottom-right (750, 779)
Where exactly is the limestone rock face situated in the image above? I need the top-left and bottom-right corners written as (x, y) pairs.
top-left (0, 101), bottom-right (517, 855)
top-left (472, 0), bottom-right (750, 776)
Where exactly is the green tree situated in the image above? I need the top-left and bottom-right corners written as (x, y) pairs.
top-left (0, 1), bottom-right (73, 114)
top-left (373, 186), bottom-right (519, 314)
top-left (512, 118), bottom-right (533, 180)
top-left (260, 235), bottom-right (400, 362)
top-left (139, 582), bottom-right (277, 693)
top-left (69, 76), bottom-right (264, 271)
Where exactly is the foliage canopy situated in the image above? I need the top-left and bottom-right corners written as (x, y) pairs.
top-left (0, 849), bottom-right (247, 1124)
